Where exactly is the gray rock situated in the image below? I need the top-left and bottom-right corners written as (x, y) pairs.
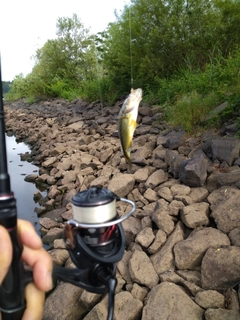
top-left (39, 217), bottom-right (60, 229)
top-left (151, 222), bottom-right (185, 275)
top-left (48, 185), bottom-right (61, 199)
top-left (204, 289), bottom-right (240, 320)
top-left (151, 199), bottom-right (175, 235)
top-left (201, 246), bottom-right (240, 291)
top-left (165, 149), bottom-right (185, 179)
top-left (208, 186), bottom-right (240, 233)
top-left (148, 229), bottom-right (167, 254)
top-left (174, 227), bottom-right (230, 270)
top-left (162, 130), bottom-right (185, 149)
top-left (157, 186), bottom-right (173, 202)
top-left (113, 291), bottom-right (143, 320)
top-left (176, 270), bottom-right (201, 287)
top-left (67, 121), bottom-right (84, 132)
top-left (160, 270), bottom-right (202, 296)
top-left (142, 282), bottom-right (204, 320)
top-left (41, 227), bottom-right (63, 244)
top-left (135, 227), bottom-right (155, 249)
top-left (169, 199), bottom-right (185, 216)
top-left (179, 152), bottom-right (208, 187)
top-left (171, 184), bottom-right (191, 196)
top-left (145, 169), bottom-right (168, 189)
top-left (79, 290), bottom-right (102, 310)
top-left (122, 216), bottom-right (142, 246)
top-left (43, 282), bottom-right (86, 320)
top-left (189, 187), bottom-right (209, 203)
top-left (108, 173), bottom-right (135, 197)
top-left (143, 188), bottom-right (159, 202)
top-left (129, 250), bottom-right (159, 289)
top-left (81, 295), bottom-right (108, 320)
top-left (61, 170), bottom-right (77, 184)
top-left (202, 137), bottom-right (240, 166)
top-left (42, 156), bottom-right (57, 168)
top-left (195, 290), bottom-right (225, 309)
top-left (134, 167), bottom-right (149, 182)
top-left (131, 146), bottom-right (151, 166)
top-left (131, 283), bottom-right (149, 302)
top-left (228, 227), bottom-right (240, 246)
top-left (48, 249), bottom-right (69, 266)
top-left (217, 168), bottom-right (240, 186)
top-left (24, 173), bottom-right (38, 182)
top-left (117, 251), bottom-right (133, 285)
top-left (180, 202), bottom-right (210, 228)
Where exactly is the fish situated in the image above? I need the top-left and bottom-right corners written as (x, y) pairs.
top-left (118, 88), bottom-right (142, 171)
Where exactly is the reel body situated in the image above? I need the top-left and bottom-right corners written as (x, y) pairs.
top-left (53, 187), bottom-right (135, 318)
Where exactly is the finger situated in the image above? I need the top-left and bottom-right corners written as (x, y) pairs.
top-left (22, 282), bottom-right (45, 320)
top-left (0, 225), bottom-right (12, 284)
top-left (22, 246), bottom-right (53, 291)
top-left (17, 219), bottom-right (42, 249)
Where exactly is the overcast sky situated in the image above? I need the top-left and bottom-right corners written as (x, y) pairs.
top-left (0, 0), bottom-right (126, 81)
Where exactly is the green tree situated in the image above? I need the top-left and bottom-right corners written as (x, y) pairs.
top-left (102, 0), bottom-right (240, 93)
top-left (31, 14), bottom-right (97, 96)
top-left (2, 81), bottom-right (12, 94)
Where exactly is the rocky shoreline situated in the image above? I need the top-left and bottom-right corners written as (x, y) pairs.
top-left (4, 98), bottom-right (240, 320)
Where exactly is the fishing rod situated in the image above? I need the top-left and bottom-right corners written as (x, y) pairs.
top-left (0, 57), bottom-right (27, 319)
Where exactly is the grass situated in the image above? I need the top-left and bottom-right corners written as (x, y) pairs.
top-left (165, 91), bottom-right (221, 132)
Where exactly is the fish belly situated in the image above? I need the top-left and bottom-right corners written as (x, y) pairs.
top-left (119, 116), bottom-right (136, 163)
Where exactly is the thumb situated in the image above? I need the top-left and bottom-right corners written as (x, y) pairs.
top-left (0, 225), bottom-right (12, 284)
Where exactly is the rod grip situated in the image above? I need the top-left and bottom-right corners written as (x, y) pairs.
top-left (0, 226), bottom-right (26, 319)
top-left (0, 196), bottom-right (26, 320)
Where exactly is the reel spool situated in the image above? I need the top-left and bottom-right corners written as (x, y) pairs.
top-left (64, 187), bottom-right (135, 269)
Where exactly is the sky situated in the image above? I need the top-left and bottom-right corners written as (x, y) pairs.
top-left (0, 0), bottom-right (127, 81)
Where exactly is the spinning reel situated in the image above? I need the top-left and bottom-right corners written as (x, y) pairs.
top-left (53, 187), bottom-right (135, 320)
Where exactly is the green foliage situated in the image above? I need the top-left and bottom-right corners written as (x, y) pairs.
top-left (102, 0), bottom-right (240, 94)
top-left (5, 0), bottom-right (240, 134)
top-left (2, 81), bottom-right (12, 94)
top-left (81, 77), bottom-right (119, 104)
top-left (7, 14), bottom-right (98, 101)
top-left (156, 48), bottom-right (240, 132)
top-left (166, 91), bottom-right (220, 132)
top-left (5, 74), bottom-right (30, 100)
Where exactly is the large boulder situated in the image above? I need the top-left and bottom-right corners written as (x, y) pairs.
top-left (142, 282), bottom-right (204, 320)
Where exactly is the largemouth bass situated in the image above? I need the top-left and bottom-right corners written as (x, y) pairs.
top-left (118, 88), bottom-right (142, 171)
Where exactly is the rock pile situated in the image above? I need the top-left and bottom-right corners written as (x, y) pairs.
top-left (4, 98), bottom-right (240, 320)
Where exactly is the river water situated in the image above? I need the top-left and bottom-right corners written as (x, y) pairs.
top-left (5, 134), bottom-right (45, 233)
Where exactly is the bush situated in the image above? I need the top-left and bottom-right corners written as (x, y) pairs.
top-left (165, 91), bottom-right (220, 132)
top-left (81, 77), bottom-right (119, 105)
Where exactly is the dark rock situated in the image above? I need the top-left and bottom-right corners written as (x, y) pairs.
top-left (162, 130), bottom-right (185, 149)
top-left (179, 151), bottom-right (208, 187)
top-left (202, 138), bottom-right (240, 166)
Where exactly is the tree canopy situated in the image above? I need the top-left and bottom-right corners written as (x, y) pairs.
top-left (102, 0), bottom-right (240, 92)
top-left (6, 0), bottom-right (240, 105)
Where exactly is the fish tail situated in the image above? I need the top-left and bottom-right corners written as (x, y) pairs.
top-left (127, 159), bottom-right (132, 173)
top-left (123, 150), bottom-right (132, 172)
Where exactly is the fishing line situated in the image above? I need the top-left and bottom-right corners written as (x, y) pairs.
top-left (93, 35), bottom-right (104, 115)
top-left (127, 2), bottom-right (134, 88)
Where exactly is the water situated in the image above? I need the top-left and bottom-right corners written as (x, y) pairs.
top-left (5, 134), bottom-right (46, 233)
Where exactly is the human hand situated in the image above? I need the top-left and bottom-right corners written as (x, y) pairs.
top-left (0, 219), bottom-right (53, 320)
